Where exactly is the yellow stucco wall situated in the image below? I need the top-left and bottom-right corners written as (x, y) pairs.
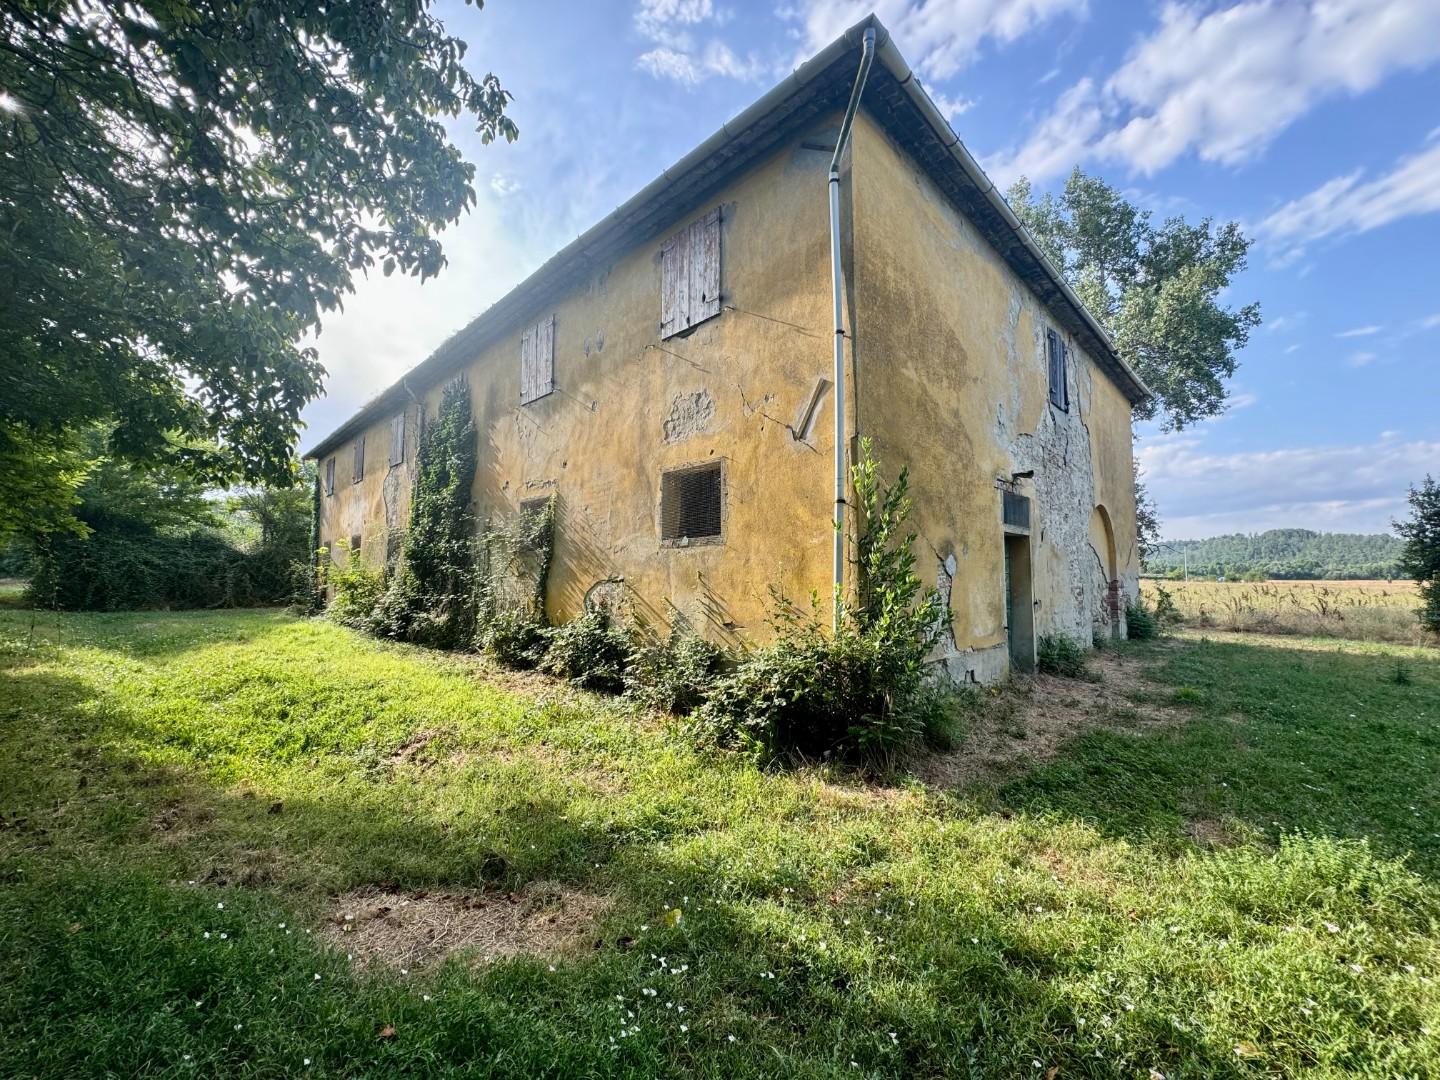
top-left (848, 112), bottom-right (1138, 680)
top-left (318, 118), bottom-right (846, 643)
top-left (315, 107), bottom-right (1139, 678)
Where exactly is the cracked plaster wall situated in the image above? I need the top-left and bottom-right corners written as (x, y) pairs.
top-left (850, 113), bottom-right (1139, 681)
top-left (319, 116), bottom-right (848, 643)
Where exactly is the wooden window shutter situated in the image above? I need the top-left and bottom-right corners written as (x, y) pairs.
top-left (536, 314), bottom-right (554, 399)
top-left (1047, 329), bottom-right (1067, 410)
top-left (520, 315), bottom-right (555, 404)
top-left (353, 435), bottom-right (365, 483)
top-left (389, 412), bottom-right (405, 467)
top-left (690, 207), bottom-right (721, 325)
top-left (324, 456), bottom-right (335, 496)
top-left (520, 325), bottom-right (534, 403)
top-left (660, 209), bottom-right (720, 339)
top-left (660, 227), bottom-right (690, 338)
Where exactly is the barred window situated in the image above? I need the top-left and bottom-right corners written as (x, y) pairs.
top-left (661, 461), bottom-right (723, 545)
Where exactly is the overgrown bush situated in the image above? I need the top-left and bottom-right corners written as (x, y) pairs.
top-left (28, 530), bottom-right (288, 611)
top-left (625, 626), bottom-right (727, 714)
top-left (698, 441), bottom-right (948, 765)
top-left (321, 541), bottom-right (385, 629)
top-left (1037, 633), bottom-right (1089, 678)
top-left (480, 606), bottom-right (550, 669)
top-left (357, 379), bottom-right (480, 649)
top-left (541, 610), bottom-right (630, 693)
top-left (1125, 597), bottom-right (1158, 639)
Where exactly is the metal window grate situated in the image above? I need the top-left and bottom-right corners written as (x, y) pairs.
top-left (1003, 490), bottom-right (1031, 531)
top-left (661, 462), bottom-right (723, 544)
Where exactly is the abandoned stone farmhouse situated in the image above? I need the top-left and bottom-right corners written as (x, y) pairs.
top-left (305, 15), bottom-right (1149, 683)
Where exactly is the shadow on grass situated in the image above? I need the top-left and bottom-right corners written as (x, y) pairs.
top-left (992, 635), bottom-right (1440, 876)
top-left (3, 617), bottom-right (1437, 1077)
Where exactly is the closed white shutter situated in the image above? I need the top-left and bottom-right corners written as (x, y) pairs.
top-left (536, 313), bottom-right (554, 399)
top-left (389, 412), bottom-right (405, 466)
top-left (660, 208), bottom-right (720, 338)
top-left (519, 325), bottom-right (535, 403)
top-left (690, 207), bottom-right (721, 325)
top-left (520, 315), bottom-right (555, 404)
top-left (660, 227), bottom-right (689, 338)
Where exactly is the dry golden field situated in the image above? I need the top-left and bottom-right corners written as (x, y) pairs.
top-left (1141, 577), bottom-right (1430, 645)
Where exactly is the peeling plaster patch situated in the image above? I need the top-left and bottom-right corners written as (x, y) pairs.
top-left (382, 468), bottom-right (406, 533)
top-left (937, 642), bottom-right (1008, 686)
top-left (662, 389), bottom-right (716, 443)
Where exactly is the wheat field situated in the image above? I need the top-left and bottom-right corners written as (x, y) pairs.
top-left (1141, 577), bottom-right (1431, 645)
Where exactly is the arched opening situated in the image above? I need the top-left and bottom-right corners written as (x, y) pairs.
top-left (1089, 504), bottom-right (1121, 638)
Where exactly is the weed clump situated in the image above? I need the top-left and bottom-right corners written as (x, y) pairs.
top-left (479, 607), bottom-right (550, 670)
top-left (698, 440), bottom-right (948, 766)
top-left (625, 627), bottom-right (727, 714)
top-left (541, 610), bottom-right (630, 693)
top-left (1037, 633), bottom-right (1089, 678)
top-left (1126, 597), bottom-right (1158, 639)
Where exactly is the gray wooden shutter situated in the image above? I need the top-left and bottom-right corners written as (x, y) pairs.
top-left (520, 325), bottom-right (535, 403)
top-left (536, 314), bottom-right (554, 399)
top-left (690, 207), bottom-right (721, 325)
top-left (324, 456), bottom-right (335, 496)
top-left (1047, 330), bottom-right (1065, 409)
top-left (520, 316), bottom-right (554, 404)
top-left (353, 435), bottom-right (365, 483)
top-left (389, 412), bottom-right (405, 466)
top-left (660, 227), bottom-right (689, 338)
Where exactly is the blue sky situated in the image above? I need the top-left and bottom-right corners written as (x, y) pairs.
top-left (301, 0), bottom-right (1440, 540)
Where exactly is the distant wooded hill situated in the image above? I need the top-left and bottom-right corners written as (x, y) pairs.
top-left (1144, 529), bottom-right (1406, 580)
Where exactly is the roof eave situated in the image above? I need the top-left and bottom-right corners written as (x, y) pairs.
top-left (304, 13), bottom-right (1147, 460)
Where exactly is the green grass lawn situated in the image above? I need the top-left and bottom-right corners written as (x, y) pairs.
top-left (2, 610), bottom-right (1438, 1078)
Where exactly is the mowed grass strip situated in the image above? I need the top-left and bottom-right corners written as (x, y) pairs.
top-left (2, 610), bottom-right (1438, 1078)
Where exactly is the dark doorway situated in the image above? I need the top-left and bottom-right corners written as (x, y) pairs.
top-left (1004, 534), bottom-right (1035, 673)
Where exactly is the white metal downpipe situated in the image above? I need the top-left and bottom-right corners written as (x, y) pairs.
top-left (830, 27), bottom-right (876, 632)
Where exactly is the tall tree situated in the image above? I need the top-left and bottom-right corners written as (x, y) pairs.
top-left (0, 0), bottom-right (516, 536)
top-left (1007, 169), bottom-right (1261, 432)
top-left (1395, 476), bottom-right (1440, 635)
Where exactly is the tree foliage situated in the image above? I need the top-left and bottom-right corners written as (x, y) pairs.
top-left (361, 378), bottom-right (479, 648)
top-left (0, 0), bottom-right (515, 533)
top-left (1394, 476), bottom-right (1440, 634)
top-left (25, 441), bottom-right (313, 611)
top-left (1007, 169), bottom-right (1261, 431)
top-left (1144, 529), bottom-right (1407, 581)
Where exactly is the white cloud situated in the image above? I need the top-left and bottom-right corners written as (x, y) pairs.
top-left (990, 0), bottom-right (1440, 184)
top-left (633, 0), bottom-right (769, 85)
top-left (1283, 343), bottom-right (1301, 354)
top-left (1255, 139), bottom-right (1440, 263)
top-left (1226, 391), bottom-right (1259, 410)
top-left (1139, 433), bottom-right (1440, 537)
top-left (792, 0), bottom-right (1086, 79)
top-left (489, 174), bottom-right (522, 198)
top-left (928, 90), bottom-right (975, 122)
top-left (1346, 351), bottom-right (1379, 367)
top-left (1265, 311), bottom-right (1306, 334)
top-left (1335, 325), bottom-right (1382, 338)
top-left (637, 39), bottom-right (769, 85)
top-left (1423, 314), bottom-right (1440, 330)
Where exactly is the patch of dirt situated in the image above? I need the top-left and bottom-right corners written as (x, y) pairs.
top-left (1183, 817), bottom-right (1244, 849)
top-left (915, 649), bottom-right (1185, 789)
top-left (322, 881), bottom-right (612, 972)
top-left (386, 728), bottom-right (449, 769)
